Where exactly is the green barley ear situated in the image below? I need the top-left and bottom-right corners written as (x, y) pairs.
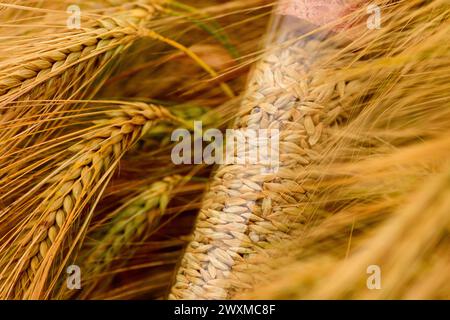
top-left (160, 193), bottom-right (170, 212)
top-left (72, 175), bottom-right (183, 299)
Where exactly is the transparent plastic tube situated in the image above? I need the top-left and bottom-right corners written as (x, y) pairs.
top-left (171, 0), bottom-right (359, 300)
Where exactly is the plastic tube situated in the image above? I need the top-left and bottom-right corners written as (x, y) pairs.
top-left (170, 0), bottom-right (361, 300)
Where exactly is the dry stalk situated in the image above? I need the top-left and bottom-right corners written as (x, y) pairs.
top-left (0, 102), bottom-right (179, 299)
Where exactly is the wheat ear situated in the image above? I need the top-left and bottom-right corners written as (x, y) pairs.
top-left (0, 4), bottom-right (160, 173)
top-left (0, 102), bottom-right (179, 299)
top-left (0, 5), bottom-right (157, 101)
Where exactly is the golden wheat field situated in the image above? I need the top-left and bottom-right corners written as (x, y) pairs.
top-left (0, 0), bottom-right (449, 302)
